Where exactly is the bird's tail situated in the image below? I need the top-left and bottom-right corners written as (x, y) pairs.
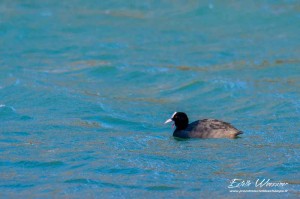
top-left (235, 131), bottom-right (243, 137)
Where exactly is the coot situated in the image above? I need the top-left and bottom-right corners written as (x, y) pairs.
top-left (165, 112), bottom-right (243, 138)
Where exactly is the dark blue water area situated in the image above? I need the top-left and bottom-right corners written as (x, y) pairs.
top-left (1, 1), bottom-right (300, 198)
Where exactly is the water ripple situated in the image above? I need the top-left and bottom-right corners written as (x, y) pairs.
top-left (15, 161), bottom-right (65, 168)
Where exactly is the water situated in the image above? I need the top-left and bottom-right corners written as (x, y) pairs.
top-left (1, 1), bottom-right (300, 198)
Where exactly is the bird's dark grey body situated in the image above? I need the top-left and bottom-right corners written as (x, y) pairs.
top-left (165, 112), bottom-right (243, 139)
top-left (173, 119), bottom-right (242, 138)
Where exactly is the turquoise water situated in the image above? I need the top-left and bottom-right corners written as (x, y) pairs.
top-left (1, 1), bottom-right (300, 198)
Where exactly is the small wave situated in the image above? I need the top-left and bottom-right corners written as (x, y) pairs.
top-left (0, 104), bottom-right (18, 120)
top-left (212, 79), bottom-right (248, 90)
top-left (161, 80), bottom-right (205, 96)
top-left (0, 104), bottom-right (16, 111)
top-left (0, 184), bottom-right (34, 188)
top-left (64, 178), bottom-right (141, 189)
top-left (146, 185), bottom-right (178, 191)
top-left (20, 115), bottom-right (33, 120)
top-left (72, 119), bottom-right (101, 128)
top-left (0, 104), bottom-right (33, 121)
top-left (0, 138), bottom-right (22, 144)
top-left (42, 60), bottom-right (111, 74)
top-left (1, 132), bottom-right (30, 136)
top-left (82, 115), bottom-right (141, 130)
top-left (172, 80), bottom-right (205, 93)
top-left (95, 167), bottom-right (142, 175)
top-left (64, 179), bottom-right (99, 184)
top-left (16, 161), bottom-right (64, 168)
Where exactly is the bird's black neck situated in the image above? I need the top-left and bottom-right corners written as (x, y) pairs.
top-left (175, 123), bottom-right (188, 130)
top-left (173, 129), bottom-right (190, 138)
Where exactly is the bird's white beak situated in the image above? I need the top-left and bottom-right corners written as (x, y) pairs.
top-left (164, 118), bottom-right (173, 124)
top-left (164, 112), bottom-right (177, 124)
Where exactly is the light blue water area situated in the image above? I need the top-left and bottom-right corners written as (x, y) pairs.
top-left (0, 0), bottom-right (300, 198)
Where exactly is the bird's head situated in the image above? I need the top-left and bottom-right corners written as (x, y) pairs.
top-left (164, 112), bottom-right (189, 130)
